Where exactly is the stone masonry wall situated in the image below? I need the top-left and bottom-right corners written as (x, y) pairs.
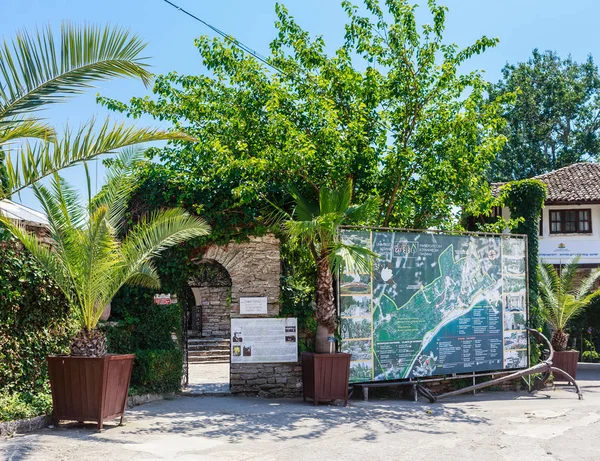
top-left (198, 235), bottom-right (303, 397)
top-left (189, 286), bottom-right (231, 338)
top-left (230, 363), bottom-right (303, 398)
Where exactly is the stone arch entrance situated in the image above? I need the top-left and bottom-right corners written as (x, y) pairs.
top-left (187, 260), bottom-right (232, 339)
top-left (183, 235), bottom-right (283, 394)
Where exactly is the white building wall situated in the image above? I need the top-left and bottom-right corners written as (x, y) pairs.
top-left (502, 204), bottom-right (600, 265)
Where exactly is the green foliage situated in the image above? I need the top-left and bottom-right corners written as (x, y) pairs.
top-left (0, 389), bottom-right (53, 422)
top-left (501, 179), bottom-right (547, 327)
top-left (581, 340), bottom-right (599, 363)
top-left (131, 349), bottom-right (184, 395)
top-left (103, 245), bottom-right (194, 394)
top-left (99, 0), bottom-right (508, 232)
top-left (0, 230), bottom-right (74, 422)
top-left (0, 230), bottom-right (73, 397)
top-left (488, 50), bottom-right (600, 181)
top-left (538, 257), bottom-right (600, 334)
top-left (0, 150), bottom-right (210, 335)
top-left (0, 22), bottom-right (183, 201)
top-left (103, 301), bottom-right (183, 394)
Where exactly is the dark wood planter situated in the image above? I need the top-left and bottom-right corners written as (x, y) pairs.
top-left (553, 350), bottom-right (579, 381)
top-left (47, 354), bottom-right (135, 430)
top-left (301, 352), bottom-right (351, 406)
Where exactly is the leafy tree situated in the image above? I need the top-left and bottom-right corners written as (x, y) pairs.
top-left (342, 0), bottom-right (509, 227)
top-left (100, 0), bottom-right (508, 232)
top-left (488, 49), bottom-right (600, 181)
top-left (0, 23), bottom-right (186, 200)
top-left (0, 150), bottom-right (210, 357)
top-left (278, 180), bottom-right (378, 353)
top-left (538, 257), bottom-right (600, 351)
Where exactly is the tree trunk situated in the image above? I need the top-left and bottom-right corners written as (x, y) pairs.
top-left (315, 256), bottom-right (337, 353)
top-left (551, 329), bottom-right (569, 352)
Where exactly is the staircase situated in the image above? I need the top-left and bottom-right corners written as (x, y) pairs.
top-left (187, 338), bottom-right (230, 364)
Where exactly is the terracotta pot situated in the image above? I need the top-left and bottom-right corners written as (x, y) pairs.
top-left (301, 352), bottom-right (351, 406)
top-left (47, 354), bottom-right (135, 430)
top-left (552, 350), bottom-right (579, 381)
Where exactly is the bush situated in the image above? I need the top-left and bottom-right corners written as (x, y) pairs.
top-left (103, 296), bottom-right (183, 394)
top-left (131, 349), bottom-right (184, 394)
top-left (0, 390), bottom-right (53, 422)
top-left (0, 230), bottom-right (73, 416)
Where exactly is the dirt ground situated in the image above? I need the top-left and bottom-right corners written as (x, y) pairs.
top-left (2, 368), bottom-right (599, 461)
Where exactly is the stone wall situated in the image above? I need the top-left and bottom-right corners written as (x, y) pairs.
top-left (189, 286), bottom-right (231, 338)
top-left (199, 235), bottom-right (281, 319)
top-left (230, 362), bottom-right (303, 397)
top-left (196, 235), bottom-right (303, 397)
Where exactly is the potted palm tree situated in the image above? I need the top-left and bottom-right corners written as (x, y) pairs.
top-left (278, 180), bottom-right (377, 405)
top-left (0, 150), bottom-right (210, 429)
top-left (538, 257), bottom-right (600, 380)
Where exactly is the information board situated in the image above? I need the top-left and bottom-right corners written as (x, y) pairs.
top-left (231, 318), bottom-right (298, 363)
top-left (339, 229), bottom-right (528, 383)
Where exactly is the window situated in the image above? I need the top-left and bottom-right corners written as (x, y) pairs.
top-left (549, 209), bottom-right (592, 234)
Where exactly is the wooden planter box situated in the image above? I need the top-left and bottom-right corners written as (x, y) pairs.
top-left (552, 350), bottom-right (579, 381)
top-left (47, 354), bottom-right (135, 430)
top-left (301, 352), bottom-right (351, 406)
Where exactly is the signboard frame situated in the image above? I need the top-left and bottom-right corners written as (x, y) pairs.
top-left (338, 226), bottom-right (530, 384)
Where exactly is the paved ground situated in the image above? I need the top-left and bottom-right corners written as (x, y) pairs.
top-left (2, 369), bottom-right (600, 461)
top-left (184, 363), bottom-right (230, 395)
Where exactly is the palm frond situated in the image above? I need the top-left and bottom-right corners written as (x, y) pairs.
top-left (345, 195), bottom-right (380, 224)
top-left (319, 181), bottom-right (352, 215)
top-left (0, 22), bottom-right (152, 120)
top-left (2, 117), bottom-right (192, 200)
top-left (0, 117), bottom-right (55, 145)
top-left (559, 256), bottom-right (580, 295)
top-left (289, 185), bottom-right (319, 221)
top-left (91, 146), bottom-right (144, 229)
top-left (576, 266), bottom-right (600, 300)
top-left (0, 213), bottom-right (75, 306)
top-left (330, 242), bottom-right (378, 275)
top-left (121, 208), bottom-right (210, 264)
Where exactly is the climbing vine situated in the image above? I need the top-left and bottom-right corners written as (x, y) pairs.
top-left (500, 179), bottom-right (547, 329)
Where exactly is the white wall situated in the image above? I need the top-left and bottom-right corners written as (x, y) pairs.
top-left (502, 204), bottom-right (600, 265)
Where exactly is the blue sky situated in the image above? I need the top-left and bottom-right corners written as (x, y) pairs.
top-left (2, 0), bottom-right (599, 209)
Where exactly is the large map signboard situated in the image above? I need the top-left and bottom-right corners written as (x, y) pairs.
top-left (339, 229), bottom-right (529, 383)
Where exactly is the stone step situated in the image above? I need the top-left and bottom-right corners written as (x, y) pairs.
top-left (188, 344), bottom-right (230, 352)
top-left (188, 355), bottom-right (230, 364)
top-left (188, 338), bottom-right (230, 345)
top-left (188, 349), bottom-right (230, 357)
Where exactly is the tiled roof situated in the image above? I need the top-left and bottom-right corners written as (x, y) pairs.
top-left (491, 162), bottom-right (600, 204)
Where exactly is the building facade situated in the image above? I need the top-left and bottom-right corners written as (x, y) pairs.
top-left (493, 163), bottom-right (600, 267)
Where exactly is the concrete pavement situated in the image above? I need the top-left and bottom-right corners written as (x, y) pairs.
top-left (2, 369), bottom-right (599, 461)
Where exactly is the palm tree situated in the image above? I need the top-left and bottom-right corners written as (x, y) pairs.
top-left (0, 22), bottom-right (187, 199)
top-left (538, 257), bottom-right (600, 351)
top-left (0, 150), bottom-right (210, 356)
top-left (281, 181), bottom-right (378, 353)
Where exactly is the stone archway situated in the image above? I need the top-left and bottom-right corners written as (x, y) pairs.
top-left (188, 260), bottom-right (232, 339)
top-left (195, 235), bottom-right (281, 320)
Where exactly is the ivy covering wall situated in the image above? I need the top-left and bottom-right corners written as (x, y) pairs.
top-left (500, 179), bottom-right (547, 329)
top-left (0, 230), bottom-right (73, 421)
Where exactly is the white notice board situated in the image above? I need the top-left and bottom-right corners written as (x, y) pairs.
top-left (231, 318), bottom-right (298, 363)
top-left (240, 297), bottom-right (268, 314)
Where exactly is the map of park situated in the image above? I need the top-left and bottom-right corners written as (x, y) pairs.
top-left (372, 237), bottom-right (503, 379)
top-left (339, 229), bottom-right (528, 383)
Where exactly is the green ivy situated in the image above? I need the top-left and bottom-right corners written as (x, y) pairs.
top-left (500, 179), bottom-right (547, 328)
top-left (0, 229), bottom-right (74, 421)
